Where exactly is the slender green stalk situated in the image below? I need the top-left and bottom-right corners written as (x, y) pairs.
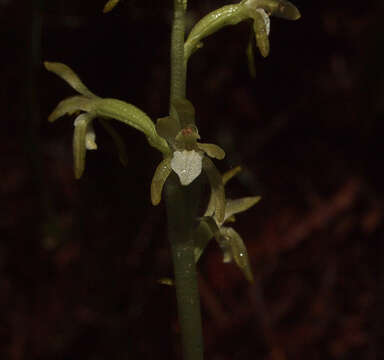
top-left (166, 1), bottom-right (204, 359)
top-left (170, 0), bottom-right (187, 103)
top-left (165, 176), bottom-right (204, 360)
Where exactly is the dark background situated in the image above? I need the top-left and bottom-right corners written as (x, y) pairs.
top-left (2, 0), bottom-right (383, 359)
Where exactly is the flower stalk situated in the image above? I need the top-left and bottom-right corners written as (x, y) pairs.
top-left (165, 1), bottom-right (205, 359)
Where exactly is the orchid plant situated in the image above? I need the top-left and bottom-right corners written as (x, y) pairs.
top-left (45, 0), bottom-right (300, 359)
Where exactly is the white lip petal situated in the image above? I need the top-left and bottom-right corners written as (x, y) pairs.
top-left (171, 150), bottom-right (203, 186)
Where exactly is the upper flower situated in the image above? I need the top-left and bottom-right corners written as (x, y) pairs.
top-left (184, 0), bottom-right (300, 59)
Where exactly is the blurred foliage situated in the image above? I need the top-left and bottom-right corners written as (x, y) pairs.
top-left (1, 0), bottom-right (383, 359)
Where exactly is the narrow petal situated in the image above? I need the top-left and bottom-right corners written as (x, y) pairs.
top-left (197, 143), bottom-right (225, 160)
top-left (103, 0), bottom-right (120, 13)
top-left (48, 96), bottom-right (96, 122)
top-left (203, 157), bottom-right (225, 223)
top-left (44, 62), bottom-right (97, 98)
top-left (194, 216), bottom-right (219, 262)
top-left (171, 150), bottom-right (203, 186)
top-left (252, 10), bottom-right (270, 57)
top-left (73, 113), bottom-right (95, 179)
top-left (151, 158), bottom-right (172, 205)
top-left (256, 8), bottom-right (270, 35)
top-left (222, 166), bottom-right (242, 185)
top-left (224, 196), bottom-right (261, 222)
top-left (220, 227), bottom-right (254, 283)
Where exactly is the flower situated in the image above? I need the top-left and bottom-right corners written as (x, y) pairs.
top-left (195, 166), bottom-right (261, 282)
top-left (150, 98), bottom-right (226, 223)
top-left (184, 0), bottom-right (300, 60)
top-left (44, 62), bottom-right (170, 179)
top-left (243, 0), bottom-right (300, 57)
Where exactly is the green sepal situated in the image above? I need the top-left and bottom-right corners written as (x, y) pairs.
top-left (44, 62), bottom-right (97, 98)
top-left (249, 0), bottom-right (301, 20)
top-left (203, 157), bottom-right (225, 223)
top-left (156, 116), bottom-right (180, 145)
top-left (194, 216), bottom-right (220, 263)
top-left (252, 10), bottom-right (270, 57)
top-left (225, 196), bottom-right (261, 221)
top-left (99, 119), bottom-right (129, 167)
top-left (220, 227), bottom-right (254, 283)
top-left (103, 0), bottom-right (120, 13)
top-left (197, 143), bottom-right (225, 160)
top-left (73, 113), bottom-right (96, 179)
top-left (172, 98), bottom-right (196, 127)
top-left (47, 96), bottom-right (96, 122)
top-left (151, 158), bottom-right (172, 205)
top-left (184, 4), bottom-right (248, 61)
top-left (94, 98), bottom-right (170, 156)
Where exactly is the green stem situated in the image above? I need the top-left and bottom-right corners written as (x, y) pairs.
top-left (166, 1), bottom-right (204, 359)
top-left (165, 176), bottom-right (204, 360)
top-left (170, 0), bottom-right (187, 103)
